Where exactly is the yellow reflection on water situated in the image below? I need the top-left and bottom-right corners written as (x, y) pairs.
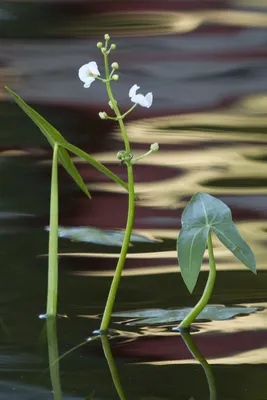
top-left (117, 94), bottom-right (267, 145)
top-left (59, 10), bottom-right (267, 36)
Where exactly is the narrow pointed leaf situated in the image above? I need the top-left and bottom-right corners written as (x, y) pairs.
top-left (5, 87), bottom-right (66, 146)
top-left (63, 142), bottom-right (128, 192)
top-left (6, 87), bottom-right (90, 198)
top-left (58, 147), bottom-right (91, 198)
top-left (212, 223), bottom-right (256, 273)
top-left (6, 87), bottom-right (127, 193)
top-left (178, 226), bottom-right (210, 293)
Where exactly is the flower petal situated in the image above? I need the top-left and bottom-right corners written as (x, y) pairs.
top-left (83, 77), bottom-right (95, 88)
top-left (130, 93), bottom-right (148, 107)
top-left (144, 92), bottom-right (153, 108)
top-left (88, 61), bottom-right (100, 76)
top-left (78, 64), bottom-right (91, 82)
top-left (129, 84), bottom-right (140, 99)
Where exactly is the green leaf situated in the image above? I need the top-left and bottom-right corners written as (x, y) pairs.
top-left (112, 305), bottom-right (263, 326)
top-left (212, 223), bottom-right (256, 273)
top-left (58, 147), bottom-right (91, 198)
top-left (51, 225), bottom-right (158, 246)
top-left (5, 87), bottom-right (66, 146)
top-left (177, 226), bottom-right (210, 293)
top-left (63, 142), bottom-right (128, 192)
top-left (6, 87), bottom-right (128, 193)
top-left (177, 192), bottom-right (256, 293)
top-left (6, 87), bottom-right (91, 199)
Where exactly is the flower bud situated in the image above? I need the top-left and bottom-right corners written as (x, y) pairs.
top-left (104, 33), bottom-right (110, 40)
top-left (101, 47), bottom-right (107, 54)
top-left (117, 150), bottom-right (126, 160)
top-left (108, 100), bottom-right (117, 110)
top-left (150, 142), bottom-right (159, 152)
top-left (110, 44), bottom-right (116, 50)
top-left (111, 62), bottom-right (119, 70)
top-left (99, 111), bottom-right (108, 120)
top-left (97, 42), bottom-right (103, 48)
top-left (112, 74), bottom-right (119, 81)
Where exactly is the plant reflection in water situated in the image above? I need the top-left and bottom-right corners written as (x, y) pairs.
top-left (44, 324), bottom-right (216, 400)
top-left (180, 330), bottom-right (217, 400)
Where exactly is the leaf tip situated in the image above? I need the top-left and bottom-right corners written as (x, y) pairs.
top-left (184, 280), bottom-right (196, 294)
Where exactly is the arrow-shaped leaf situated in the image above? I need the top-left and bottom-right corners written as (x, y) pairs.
top-left (177, 192), bottom-right (256, 293)
top-left (177, 226), bottom-right (210, 293)
top-left (212, 222), bottom-right (256, 273)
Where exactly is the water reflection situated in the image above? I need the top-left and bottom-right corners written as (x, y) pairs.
top-left (46, 318), bottom-right (62, 400)
top-left (180, 330), bottom-right (216, 400)
top-left (101, 335), bottom-right (126, 400)
top-left (44, 326), bottom-right (217, 400)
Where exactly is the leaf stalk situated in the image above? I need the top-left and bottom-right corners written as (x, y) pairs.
top-left (179, 231), bottom-right (216, 329)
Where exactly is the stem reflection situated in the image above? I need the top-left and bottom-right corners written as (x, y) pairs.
top-left (180, 330), bottom-right (217, 400)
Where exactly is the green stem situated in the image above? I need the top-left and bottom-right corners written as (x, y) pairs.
top-left (101, 335), bottom-right (127, 400)
top-left (121, 103), bottom-right (137, 119)
top-left (100, 51), bottom-right (135, 332)
top-left (180, 331), bottom-right (217, 400)
top-left (46, 143), bottom-right (59, 317)
top-left (179, 231), bottom-right (216, 329)
top-left (132, 148), bottom-right (153, 164)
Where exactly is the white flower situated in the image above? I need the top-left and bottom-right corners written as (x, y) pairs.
top-left (78, 61), bottom-right (100, 88)
top-left (129, 84), bottom-right (153, 108)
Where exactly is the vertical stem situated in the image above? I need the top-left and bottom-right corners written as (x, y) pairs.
top-left (179, 231), bottom-right (216, 329)
top-left (100, 51), bottom-right (135, 332)
top-left (46, 143), bottom-right (59, 317)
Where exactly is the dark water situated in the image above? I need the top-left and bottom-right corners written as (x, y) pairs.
top-left (1, 1), bottom-right (267, 399)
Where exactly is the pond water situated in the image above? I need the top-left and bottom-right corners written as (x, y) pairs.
top-left (1, 1), bottom-right (267, 399)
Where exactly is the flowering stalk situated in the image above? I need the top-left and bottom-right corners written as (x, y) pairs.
top-left (78, 33), bottom-right (154, 332)
top-left (99, 37), bottom-right (135, 332)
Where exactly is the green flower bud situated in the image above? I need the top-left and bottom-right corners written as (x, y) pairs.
top-left (108, 100), bottom-right (117, 110)
top-left (150, 142), bottom-right (159, 152)
top-left (111, 62), bottom-right (119, 69)
top-left (112, 74), bottom-right (119, 81)
top-left (117, 150), bottom-right (126, 160)
top-left (110, 44), bottom-right (116, 50)
top-left (104, 33), bottom-right (110, 40)
top-left (99, 111), bottom-right (108, 120)
top-left (97, 42), bottom-right (103, 48)
top-left (101, 47), bottom-right (107, 54)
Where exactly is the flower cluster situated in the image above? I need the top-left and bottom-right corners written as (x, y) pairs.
top-left (78, 61), bottom-right (153, 109)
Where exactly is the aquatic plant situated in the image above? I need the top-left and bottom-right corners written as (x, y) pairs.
top-left (177, 192), bottom-right (256, 329)
top-left (5, 34), bottom-right (256, 333)
top-left (5, 34), bottom-right (156, 330)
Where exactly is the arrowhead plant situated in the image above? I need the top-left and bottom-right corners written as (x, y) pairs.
top-left (6, 34), bottom-right (157, 329)
top-left (177, 192), bottom-right (256, 329)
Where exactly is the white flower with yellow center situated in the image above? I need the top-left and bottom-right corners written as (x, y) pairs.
top-left (129, 84), bottom-right (153, 108)
top-left (78, 61), bottom-right (100, 88)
